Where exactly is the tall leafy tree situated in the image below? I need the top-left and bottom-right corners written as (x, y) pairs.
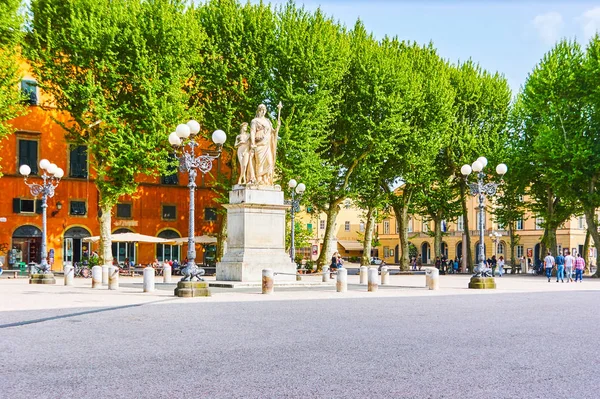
top-left (0, 0), bottom-right (26, 174)
top-left (26, 0), bottom-right (201, 264)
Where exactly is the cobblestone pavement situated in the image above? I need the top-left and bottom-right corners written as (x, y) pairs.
top-left (1, 275), bottom-right (599, 398)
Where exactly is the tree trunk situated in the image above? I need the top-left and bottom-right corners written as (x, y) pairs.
top-left (509, 222), bottom-right (517, 274)
top-left (395, 200), bottom-right (410, 271)
top-left (433, 218), bottom-right (442, 260)
top-left (585, 207), bottom-right (600, 278)
top-left (361, 207), bottom-right (375, 266)
top-left (216, 211), bottom-right (227, 262)
top-left (460, 184), bottom-right (473, 272)
top-left (583, 226), bottom-right (591, 276)
top-left (98, 203), bottom-right (113, 266)
top-left (316, 199), bottom-right (341, 270)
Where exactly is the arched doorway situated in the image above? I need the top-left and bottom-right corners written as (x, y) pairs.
top-left (156, 229), bottom-right (181, 262)
top-left (456, 241), bottom-right (463, 261)
top-left (63, 227), bottom-right (91, 264)
top-left (534, 243), bottom-right (541, 264)
top-left (11, 225), bottom-right (42, 265)
top-left (421, 242), bottom-right (430, 264)
top-left (112, 228), bottom-right (136, 265)
top-left (475, 241), bottom-right (487, 264)
top-left (441, 242), bottom-right (448, 258)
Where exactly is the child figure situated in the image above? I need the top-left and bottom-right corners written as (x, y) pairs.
top-left (235, 122), bottom-right (255, 185)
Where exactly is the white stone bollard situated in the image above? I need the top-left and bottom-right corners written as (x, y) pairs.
top-left (336, 268), bottom-right (347, 293)
top-left (360, 266), bottom-right (368, 285)
top-left (368, 267), bottom-right (379, 292)
top-left (64, 264), bottom-right (74, 286)
top-left (91, 266), bottom-right (102, 289)
top-left (425, 267), bottom-right (439, 290)
top-left (143, 267), bottom-right (155, 292)
top-left (163, 265), bottom-right (172, 283)
top-left (102, 265), bottom-right (109, 285)
top-left (381, 266), bottom-right (389, 285)
top-left (322, 266), bottom-right (330, 282)
top-left (262, 268), bottom-right (274, 294)
top-left (108, 266), bottom-right (119, 290)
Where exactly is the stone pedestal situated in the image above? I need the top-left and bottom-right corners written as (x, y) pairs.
top-left (175, 281), bottom-right (211, 297)
top-left (468, 276), bottom-right (496, 289)
top-left (30, 273), bottom-right (56, 284)
top-left (216, 186), bottom-right (296, 282)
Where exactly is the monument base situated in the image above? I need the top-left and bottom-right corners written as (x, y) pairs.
top-left (216, 185), bottom-right (297, 282)
top-left (30, 273), bottom-right (56, 285)
top-left (468, 276), bottom-right (496, 289)
top-left (174, 281), bottom-right (211, 297)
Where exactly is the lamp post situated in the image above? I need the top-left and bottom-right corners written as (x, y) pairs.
top-left (168, 121), bottom-right (226, 283)
top-left (286, 179), bottom-right (306, 262)
top-left (461, 157), bottom-right (507, 289)
top-left (19, 159), bottom-right (64, 277)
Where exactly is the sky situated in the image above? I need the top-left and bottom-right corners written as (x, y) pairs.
top-left (251, 0), bottom-right (600, 94)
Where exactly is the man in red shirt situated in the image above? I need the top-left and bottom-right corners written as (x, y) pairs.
top-left (574, 253), bottom-right (585, 283)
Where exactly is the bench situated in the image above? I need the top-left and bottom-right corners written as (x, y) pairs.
top-left (0, 269), bottom-right (20, 278)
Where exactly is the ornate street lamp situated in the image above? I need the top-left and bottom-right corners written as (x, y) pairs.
top-left (168, 121), bottom-right (226, 283)
top-left (285, 179), bottom-right (306, 262)
top-left (461, 157), bottom-right (507, 289)
top-left (20, 159), bottom-right (64, 280)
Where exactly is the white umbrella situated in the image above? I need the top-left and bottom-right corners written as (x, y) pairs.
top-left (169, 236), bottom-right (217, 245)
top-left (83, 233), bottom-right (172, 243)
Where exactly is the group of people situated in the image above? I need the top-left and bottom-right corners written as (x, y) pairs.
top-left (434, 256), bottom-right (461, 274)
top-left (543, 250), bottom-right (586, 283)
top-left (329, 252), bottom-right (344, 278)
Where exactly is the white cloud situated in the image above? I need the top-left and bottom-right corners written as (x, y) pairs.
top-left (532, 12), bottom-right (564, 45)
top-left (580, 7), bottom-right (600, 41)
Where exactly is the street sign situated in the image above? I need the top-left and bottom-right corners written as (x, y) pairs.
top-left (0, 217), bottom-right (7, 222)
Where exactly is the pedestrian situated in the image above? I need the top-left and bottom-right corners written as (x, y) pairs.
top-left (453, 258), bottom-right (459, 274)
top-left (544, 251), bottom-right (555, 282)
top-left (417, 255), bottom-right (423, 271)
top-left (330, 252), bottom-right (339, 278)
top-left (555, 251), bottom-right (565, 283)
top-left (497, 256), bottom-right (504, 277)
top-left (574, 253), bottom-right (585, 282)
top-left (491, 255), bottom-right (497, 277)
top-left (564, 250), bottom-right (575, 283)
top-left (411, 257), bottom-right (417, 271)
top-left (435, 257), bottom-right (441, 270)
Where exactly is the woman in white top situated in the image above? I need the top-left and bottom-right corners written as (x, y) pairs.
top-left (497, 256), bottom-right (505, 277)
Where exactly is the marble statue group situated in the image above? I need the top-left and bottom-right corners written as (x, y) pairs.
top-left (235, 102), bottom-right (282, 186)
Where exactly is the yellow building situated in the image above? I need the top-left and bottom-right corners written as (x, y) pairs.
top-left (295, 197), bottom-right (594, 266)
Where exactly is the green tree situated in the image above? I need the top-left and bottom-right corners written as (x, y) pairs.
top-left (26, 0), bottom-right (201, 264)
top-left (0, 0), bottom-right (27, 174)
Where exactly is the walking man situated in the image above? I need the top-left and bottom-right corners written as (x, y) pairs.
top-left (564, 250), bottom-right (575, 283)
top-left (574, 253), bottom-right (585, 283)
top-left (544, 251), bottom-right (555, 282)
top-left (555, 251), bottom-right (565, 282)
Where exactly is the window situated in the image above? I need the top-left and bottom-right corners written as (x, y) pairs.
top-left (204, 208), bottom-right (217, 221)
top-left (21, 79), bottom-right (38, 105)
top-left (18, 139), bottom-right (38, 175)
top-left (390, 249), bottom-right (395, 257)
top-left (383, 246), bottom-right (390, 258)
top-left (516, 218), bottom-right (523, 230)
top-left (69, 145), bottom-right (88, 178)
top-left (383, 220), bottom-right (390, 235)
top-left (162, 205), bottom-right (176, 220)
top-left (307, 223), bottom-right (313, 233)
top-left (422, 220), bottom-right (429, 233)
top-left (344, 221), bottom-right (350, 231)
top-left (359, 222), bottom-right (365, 232)
top-left (578, 216), bottom-right (585, 230)
top-left (457, 215), bottom-right (464, 231)
top-left (497, 242), bottom-right (504, 254)
top-left (161, 154), bottom-right (179, 185)
top-left (408, 217), bottom-right (413, 233)
top-left (535, 216), bottom-right (544, 230)
top-left (69, 201), bottom-right (87, 216)
top-left (517, 245), bottom-right (524, 258)
top-left (116, 203), bottom-right (132, 218)
top-left (13, 198), bottom-right (35, 213)
top-left (319, 220), bottom-right (325, 230)
top-left (497, 221), bottom-right (505, 231)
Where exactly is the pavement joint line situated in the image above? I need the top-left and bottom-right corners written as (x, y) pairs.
top-left (0, 297), bottom-right (178, 329)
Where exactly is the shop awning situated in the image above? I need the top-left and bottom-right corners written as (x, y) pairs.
top-left (338, 240), bottom-right (363, 251)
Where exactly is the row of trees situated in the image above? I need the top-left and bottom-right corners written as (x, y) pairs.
top-left (1, 0), bottom-right (598, 274)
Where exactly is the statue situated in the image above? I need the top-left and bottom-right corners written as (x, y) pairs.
top-left (244, 102), bottom-right (281, 186)
top-left (235, 122), bottom-right (255, 185)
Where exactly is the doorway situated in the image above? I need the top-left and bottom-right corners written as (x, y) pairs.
top-left (12, 225), bottom-right (42, 265)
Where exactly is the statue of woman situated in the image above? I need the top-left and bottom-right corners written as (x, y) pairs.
top-left (250, 104), bottom-right (280, 185)
top-left (234, 122), bottom-right (255, 185)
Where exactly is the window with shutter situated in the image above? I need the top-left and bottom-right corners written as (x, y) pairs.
top-left (21, 80), bottom-right (38, 105)
top-left (35, 199), bottom-right (43, 214)
top-left (70, 201), bottom-right (87, 216)
top-left (13, 198), bottom-right (20, 213)
top-left (18, 139), bottom-right (38, 175)
top-left (204, 208), bottom-right (217, 221)
top-left (69, 145), bottom-right (88, 178)
top-left (116, 203), bottom-right (132, 218)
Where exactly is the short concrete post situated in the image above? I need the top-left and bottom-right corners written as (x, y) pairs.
top-left (163, 265), bottom-right (172, 284)
top-left (359, 266), bottom-right (368, 285)
top-left (381, 266), bottom-right (389, 285)
top-left (91, 266), bottom-right (102, 289)
top-left (368, 267), bottom-right (378, 292)
top-left (64, 264), bottom-right (74, 286)
top-left (143, 267), bottom-right (155, 292)
top-left (426, 267), bottom-right (439, 290)
top-left (262, 268), bottom-right (274, 294)
top-left (102, 265), bottom-right (109, 285)
top-left (336, 267), bottom-right (347, 293)
top-left (322, 266), bottom-right (330, 282)
top-left (108, 266), bottom-right (119, 290)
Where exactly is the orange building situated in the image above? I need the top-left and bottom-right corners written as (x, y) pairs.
top-left (0, 70), bottom-right (226, 271)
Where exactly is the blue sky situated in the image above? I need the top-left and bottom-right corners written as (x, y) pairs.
top-left (252, 0), bottom-right (600, 94)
